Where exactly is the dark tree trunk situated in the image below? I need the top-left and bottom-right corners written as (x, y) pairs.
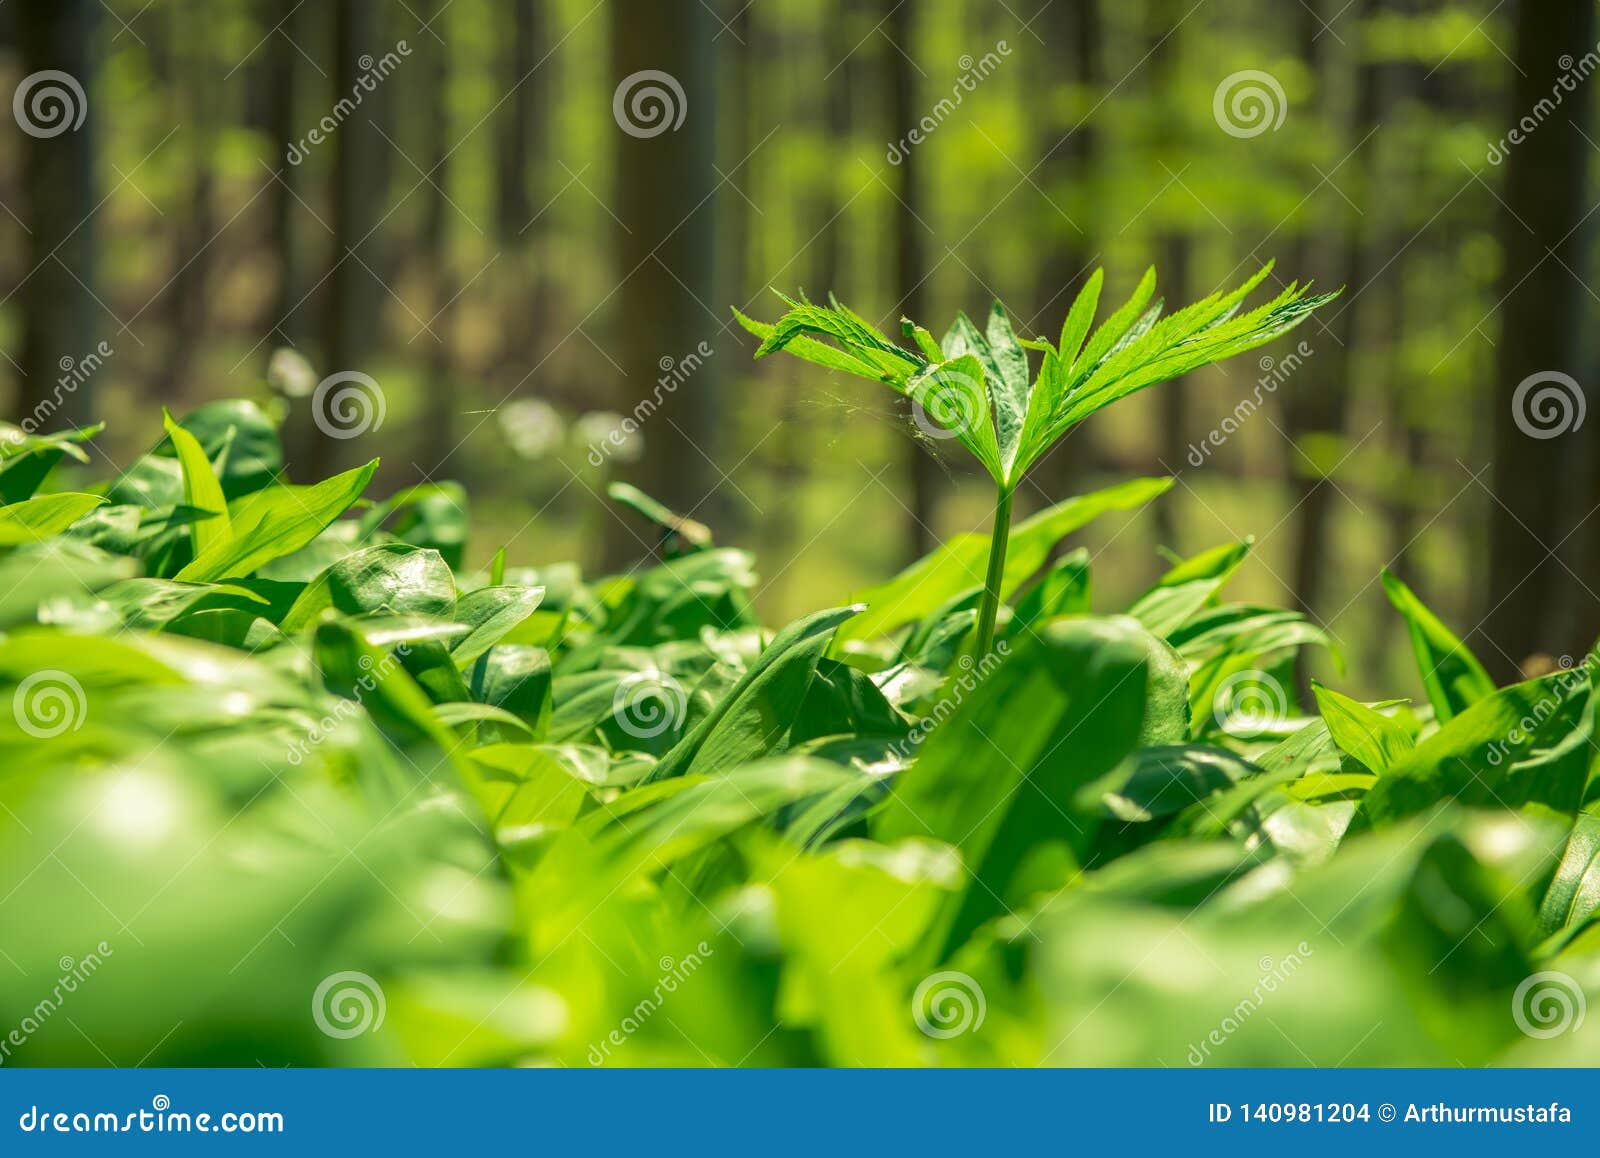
top-left (887, 0), bottom-right (937, 561)
top-left (1486, 0), bottom-right (1594, 675)
top-left (16, 0), bottom-right (99, 430)
top-left (605, 0), bottom-right (720, 569)
top-left (263, 0), bottom-right (302, 349)
top-left (1151, 0), bottom-right (1189, 558)
top-left (417, 0), bottom-right (456, 480)
top-left (496, 0), bottom-right (541, 244)
top-left (165, 0), bottom-right (218, 399)
top-left (1029, 0), bottom-right (1099, 503)
top-left (313, 0), bottom-right (390, 477)
top-left (1286, 0), bottom-right (1382, 622)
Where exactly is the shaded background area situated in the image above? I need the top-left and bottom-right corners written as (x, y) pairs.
top-left (0, 0), bottom-right (1594, 696)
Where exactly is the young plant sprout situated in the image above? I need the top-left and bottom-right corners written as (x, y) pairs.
top-left (736, 264), bottom-right (1338, 656)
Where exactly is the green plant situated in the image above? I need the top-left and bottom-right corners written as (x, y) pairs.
top-left (1, 389), bottom-right (1597, 1069)
top-left (737, 264), bottom-right (1337, 655)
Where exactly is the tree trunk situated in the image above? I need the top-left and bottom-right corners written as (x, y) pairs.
top-left (887, 0), bottom-right (937, 561)
top-left (1151, 0), bottom-right (1189, 559)
top-left (1487, 0), bottom-right (1594, 675)
top-left (417, 0), bottom-right (456, 480)
top-left (605, 0), bottom-right (720, 569)
top-left (313, 0), bottom-right (390, 478)
top-left (16, 0), bottom-right (98, 431)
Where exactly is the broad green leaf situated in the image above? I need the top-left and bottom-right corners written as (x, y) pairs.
top-left (1353, 666), bottom-right (1595, 827)
top-left (1126, 539), bottom-right (1251, 638)
top-left (1381, 569), bottom-right (1495, 722)
top-left (177, 460), bottom-right (377, 582)
top-left (163, 409), bottom-right (231, 558)
top-left (1539, 811), bottom-right (1600, 937)
top-left (281, 543), bottom-right (456, 632)
top-left (0, 493), bottom-right (106, 545)
top-left (877, 615), bottom-right (1186, 961)
top-left (1312, 683), bottom-right (1415, 775)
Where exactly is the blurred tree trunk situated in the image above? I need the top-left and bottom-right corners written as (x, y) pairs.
top-left (887, 0), bottom-right (937, 561)
top-left (314, 0), bottom-right (390, 477)
top-left (1030, 0), bottom-right (1099, 503)
top-left (1489, 0), bottom-right (1594, 674)
top-left (416, 0), bottom-right (456, 480)
top-left (496, 0), bottom-right (541, 243)
top-left (263, 0), bottom-right (303, 350)
top-left (606, 0), bottom-right (719, 569)
top-left (1150, 0), bottom-right (1188, 559)
top-left (1286, 0), bottom-right (1381, 622)
top-left (165, 0), bottom-right (218, 399)
top-left (16, 0), bottom-right (98, 430)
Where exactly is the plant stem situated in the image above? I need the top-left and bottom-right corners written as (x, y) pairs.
top-left (974, 484), bottom-right (1014, 657)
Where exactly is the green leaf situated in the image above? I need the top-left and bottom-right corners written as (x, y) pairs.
top-left (1381, 569), bottom-right (1495, 723)
top-left (281, 543), bottom-right (456, 633)
top-left (877, 615), bottom-right (1187, 961)
top-left (1539, 811), bottom-right (1600, 937)
top-left (0, 493), bottom-right (106, 545)
top-left (176, 460), bottom-right (377, 582)
top-left (647, 604), bottom-right (862, 781)
top-left (1353, 666), bottom-right (1595, 827)
top-left (163, 409), bottom-right (231, 558)
top-left (1312, 683), bottom-right (1414, 775)
top-left (1126, 539), bottom-right (1252, 637)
